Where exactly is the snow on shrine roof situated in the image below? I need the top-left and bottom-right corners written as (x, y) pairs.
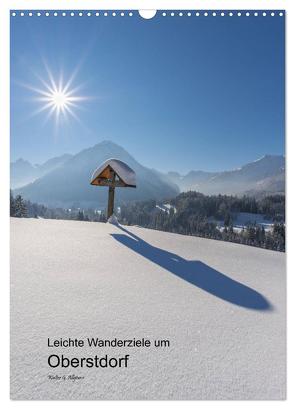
top-left (90, 158), bottom-right (136, 187)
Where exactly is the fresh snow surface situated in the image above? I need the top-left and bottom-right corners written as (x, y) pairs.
top-left (107, 214), bottom-right (119, 225)
top-left (10, 218), bottom-right (286, 400)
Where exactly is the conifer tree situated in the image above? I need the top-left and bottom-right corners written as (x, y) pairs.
top-left (14, 195), bottom-right (27, 218)
top-left (10, 190), bottom-right (16, 216)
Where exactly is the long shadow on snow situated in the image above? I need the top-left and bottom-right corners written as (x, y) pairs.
top-left (111, 226), bottom-right (272, 311)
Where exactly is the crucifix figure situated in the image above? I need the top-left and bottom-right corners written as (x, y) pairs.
top-left (90, 158), bottom-right (136, 220)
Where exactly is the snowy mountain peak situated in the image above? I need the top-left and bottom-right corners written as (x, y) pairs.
top-left (167, 155), bottom-right (285, 196)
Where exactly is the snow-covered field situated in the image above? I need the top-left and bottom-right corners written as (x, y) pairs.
top-left (233, 212), bottom-right (274, 228)
top-left (10, 218), bottom-right (286, 400)
top-left (210, 212), bottom-right (275, 233)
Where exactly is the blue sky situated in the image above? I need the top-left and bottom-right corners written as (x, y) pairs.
top-left (10, 11), bottom-right (285, 173)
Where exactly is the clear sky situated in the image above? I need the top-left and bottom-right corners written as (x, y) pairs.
top-left (10, 11), bottom-right (285, 173)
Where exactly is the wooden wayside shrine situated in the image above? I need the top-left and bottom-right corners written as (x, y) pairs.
top-left (90, 158), bottom-right (136, 219)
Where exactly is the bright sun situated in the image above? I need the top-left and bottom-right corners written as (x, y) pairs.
top-left (50, 91), bottom-right (69, 109)
top-left (39, 79), bottom-right (85, 121)
top-left (21, 66), bottom-right (89, 125)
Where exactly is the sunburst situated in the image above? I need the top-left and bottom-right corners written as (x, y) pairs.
top-left (19, 65), bottom-right (89, 126)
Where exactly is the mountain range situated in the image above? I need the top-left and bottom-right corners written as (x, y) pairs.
top-left (12, 141), bottom-right (179, 208)
top-left (167, 154), bottom-right (285, 197)
top-left (10, 154), bottom-right (72, 189)
top-left (11, 141), bottom-right (285, 208)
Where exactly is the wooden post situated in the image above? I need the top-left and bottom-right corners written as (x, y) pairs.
top-left (107, 170), bottom-right (116, 219)
top-left (91, 161), bottom-right (136, 220)
top-left (107, 186), bottom-right (115, 219)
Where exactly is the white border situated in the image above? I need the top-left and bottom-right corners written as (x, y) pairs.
top-left (8, 10), bottom-right (286, 17)
top-left (0, 0), bottom-right (291, 11)
top-left (1, 0), bottom-right (293, 408)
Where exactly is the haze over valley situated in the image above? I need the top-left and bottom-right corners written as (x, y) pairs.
top-left (11, 141), bottom-right (285, 208)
